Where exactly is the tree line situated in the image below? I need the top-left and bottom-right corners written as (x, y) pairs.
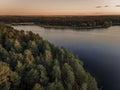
top-left (0, 15), bottom-right (120, 29)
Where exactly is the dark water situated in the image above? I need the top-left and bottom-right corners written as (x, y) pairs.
top-left (13, 25), bottom-right (120, 90)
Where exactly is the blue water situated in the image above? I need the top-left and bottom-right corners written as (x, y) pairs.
top-left (13, 25), bottom-right (120, 90)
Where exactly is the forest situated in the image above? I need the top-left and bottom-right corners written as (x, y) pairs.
top-left (0, 23), bottom-right (98, 90)
top-left (0, 15), bottom-right (120, 29)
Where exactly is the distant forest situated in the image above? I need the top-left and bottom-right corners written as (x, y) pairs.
top-left (0, 15), bottom-right (120, 29)
top-left (0, 23), bottom-right (98, 90)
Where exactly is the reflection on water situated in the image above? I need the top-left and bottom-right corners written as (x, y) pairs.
top-left (13, 25), bottom-right (120, 90)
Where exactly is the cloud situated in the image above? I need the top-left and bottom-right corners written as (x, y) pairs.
top-left (96, 5), bottom-right (109, 8)
top-left (116, 5), bottom-right (120, 7)
top-left (96, 6), bottom-right (102, 8)
top-left (96, 5), bottom-right (120, 8)
top-left (104, 5), bottom-right (108, 7)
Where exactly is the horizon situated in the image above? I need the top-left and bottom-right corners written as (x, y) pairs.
top-left (0, 0), bottom-right (120, 16)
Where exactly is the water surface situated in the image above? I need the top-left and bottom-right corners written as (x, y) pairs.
top-left (13, 25), bottom-right (120, 90)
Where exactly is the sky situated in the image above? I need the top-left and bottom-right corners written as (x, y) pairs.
top-left (0, 0), bottom-right (120, 16)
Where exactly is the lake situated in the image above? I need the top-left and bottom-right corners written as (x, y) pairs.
top-left (12, 25), bottom-right (120, 90)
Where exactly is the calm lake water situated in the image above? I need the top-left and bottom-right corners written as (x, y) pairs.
top-left (13, 25), bottom-right (120, 90)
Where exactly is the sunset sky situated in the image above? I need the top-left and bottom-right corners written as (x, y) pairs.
top-left (0, 0), bottom-right (120, 15)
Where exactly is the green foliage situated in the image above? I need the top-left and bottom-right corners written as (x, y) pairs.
top-left (51, 60), bottom-right (61, 81)
top-left (0, 61), bottom-right (19, 90)
top-left (63, 63), bottom-right (75, 90)
top-left (33, 83), bottom-right (44, 90)
top-left (47, 81), bottom-right (64, 90)
top-left (0, 24), bottom-right (98, 90)
top-left (81, 83), bottom-right (88, 90)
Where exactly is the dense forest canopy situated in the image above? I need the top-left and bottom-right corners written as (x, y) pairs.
top-left (0, 15), bottom-right (120, 29)
top-left (0, 23), bottom-right (98, 90)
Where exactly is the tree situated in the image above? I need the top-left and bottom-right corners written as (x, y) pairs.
top-left (63, 63), bottom-right (75, 90)
top-left (16, 60), bottom-right (23, 72)
top-left (9, 72), bottom-right (20, 90)
top-left (37, 65), bottom-right (48, 86)
top-left (87, 74), bottom-right (98, 90)
top-left (70, 59), bottom-right (87, 85)
top-left (47, 81), bottom-right (64, 90)
top-left (103, 21), bottom-right (112, 28)
top-left (28, 40), bottom-right (38, 56)
top-left (13, 39), bottom-right (22, 52)
top-left (44, 50), bottom-right (53, 71)
top-left (0, 44), bottom-right (9, 60)
top-left (51, 60), bottom-right (61, 81)
top-left (0, 61), bottom-right (20, 90)
top-left (25, 68), bottom-right (39, 89)
top-left (24, 49), bottom-right (35, 64)
top-left (33, 83), bottom-right (44, 90)
top-left (81, 83), bottom-right (88, 90)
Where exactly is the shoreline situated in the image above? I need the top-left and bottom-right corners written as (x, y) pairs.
top-left (10, 22), bottom-right (120, 30)
top-left (10, 23), bottom-right (111, 30)
top-left (39, 25), bottom-right (110, 29)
